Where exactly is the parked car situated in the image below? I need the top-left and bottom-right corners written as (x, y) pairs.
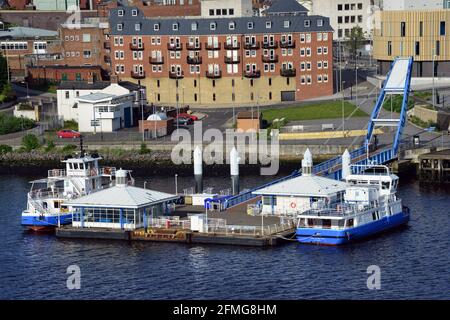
top-left (57, 129), bottom-right (81, 139)
top-left (177, 112), bottom-right (199, 121)
top-left (175, 116), bottom-right (193, 126)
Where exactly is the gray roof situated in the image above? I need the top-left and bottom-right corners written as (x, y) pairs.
top-left (266, 0), bottom-right (309, 15)
top-left (77, 92), bottom-right (116, 102)
top-left (57, 80), bottom-right (144, 91)
top-left (253, 174), bottom-right (347, 197)
top-left (0, 26), bottom-right (58, 39)
top-left (109, 6), bottom-right (332, 36)
top-left (67, 185), bottom-right (178, 209)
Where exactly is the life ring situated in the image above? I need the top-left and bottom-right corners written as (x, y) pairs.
top-left (290, 202), bottom-right (296, 209)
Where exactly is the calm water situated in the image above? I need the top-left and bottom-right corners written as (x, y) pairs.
top-left (0, 172), bottom-right (449, 300)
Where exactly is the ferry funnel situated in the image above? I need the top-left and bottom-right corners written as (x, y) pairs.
top-left (230, 147), bottom-right (240, 195)
top-left (193, 145), bottom-right (203, 193)
top-left (342, 149), bottom-right (351, 180)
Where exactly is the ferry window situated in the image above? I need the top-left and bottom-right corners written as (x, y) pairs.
top-left (307, 219), bottom-right (314, 227)
top-left (54, 201), bottom-right (60, 209)
top-left (322, 219), bottom-right (331, 229)
top-left (372, 212), bottom-right (377, 221)
top-left (382, 182), bottom-right (390, 190)
top-left (263, 197), bottom-right (271, 205)
top-left (347, 219), bottom-right (354, 227)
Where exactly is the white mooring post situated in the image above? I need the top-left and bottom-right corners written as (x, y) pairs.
top-left (230, 146), bottom-right (240, 195)
top-left (342, 149), bottom-right (351, 180)
top-left (193, 145), bottom-right (203, 193)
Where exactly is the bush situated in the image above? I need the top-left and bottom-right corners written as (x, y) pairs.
top-left (139, 143), bottom-right (151, 155)
top-left (62, 144), bottom-right (77, 153)
top-left (22, 134), bottom-right (40, 151)
top-left (45, 140), bottom-right (55, 152)
top-left (63, 120), bottom-right (79, 131)
top-left (0, 113), bottom-right (35, 135)
top-left (0, 144), bottom-right (12, 154)
top-left (0, 83), bottom-right (16, 103)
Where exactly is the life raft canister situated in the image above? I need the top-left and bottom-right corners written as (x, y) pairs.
top-left (290, 202), bottom-right (296, 209)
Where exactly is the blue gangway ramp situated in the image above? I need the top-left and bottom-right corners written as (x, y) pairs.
top-left (366, 57), bottom-right (414, 155)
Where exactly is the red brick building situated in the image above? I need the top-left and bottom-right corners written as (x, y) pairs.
top-left (130, 0), bottom-right (201, 17)
top-left (26, 65), bottom-right (102, 84)
top-left (109, 6), bottom-right (333, 106)
top-left (6, 0), bottom-right (31, 10)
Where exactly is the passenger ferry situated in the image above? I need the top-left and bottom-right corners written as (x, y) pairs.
top-left (296, 165), bottom-right (410, 245)
top-left (21, 150), bottom-right (130, 231)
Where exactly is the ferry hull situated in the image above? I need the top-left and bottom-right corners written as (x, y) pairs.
top-left (296, 210), bottom-right (410, 246)
top-left (21, 213), bottom-right (73, 230)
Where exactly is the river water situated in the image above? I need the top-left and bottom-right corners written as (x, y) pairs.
top-left (0, 172), bottom-right (449, 300)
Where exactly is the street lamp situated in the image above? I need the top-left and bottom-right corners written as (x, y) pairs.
top-left (174, 173), bottom-right (178, 195)
top-left (341, 80), bottom-right (346, 135)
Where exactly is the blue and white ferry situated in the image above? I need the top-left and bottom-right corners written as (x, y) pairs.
top-left (296, 165), bottom-right (410, 245)
top-left (21, 151), bottom-right (119, 231)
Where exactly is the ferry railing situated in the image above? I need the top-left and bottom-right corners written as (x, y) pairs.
top-left (48, 169), bottom-right (66, 178)
top-left (29, 188), bottom-right (65, 200)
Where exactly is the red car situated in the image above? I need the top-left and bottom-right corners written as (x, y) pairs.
top-left (177, 113), bottom-right (198, 121)
top-left (57, 129), bottom-right (81, 139)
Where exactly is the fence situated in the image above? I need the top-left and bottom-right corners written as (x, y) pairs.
top-left (81, 128), bottom-right (169, 144)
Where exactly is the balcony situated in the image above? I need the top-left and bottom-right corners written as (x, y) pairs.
top-left (244, 42), bottom-right (260, 50)
top-left (187, 56), bottom-right (202, 64)
top-left (262, 41), bottom-right (278, 49)
top-left (130, 43), bottom-right (144, 51)
top-left (224, 42), bottom-right (240, 50)
top-left (131, 71), bottom-right (146, 79)
top-left (224, 56), bottom-right (240, 64)
top-left (205, 70), bottom-right (222, 79)
top-left (149, 56), bottom-right (164, 64)
top-left (280, 40), bottom-right (296, 49)
top-left (280, 68), bottom-right (296, 77)
top-left (104, 42), bottom-right (111, 50)
top-left (167, 43), bottom-right (183, 51)
top-left (205, 42), bottom-right (221, 50)
top-left (169, 71), bottom-right (184, 79)
top-left (186, 42), bottom-right (202, 50)
top-left (262, 55), bottom-right (279, 63)
top-left (244, 70), bottom-right (261, 78)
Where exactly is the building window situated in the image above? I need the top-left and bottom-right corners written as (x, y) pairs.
top-left (132, 9), bottom-right (137, 16)
top-left (304, 20), bottom-right (310, 28)
top-left (213, 93), bottom-right (216, 101)
top-left (210, 22), bottom-right (216, 30)
top-left (269, 92), bottom-right (272, 100)
top-left (387, 41), bottom-right (392, 56)
top-left (248, 22), bottom-right (254, 29)
top-left (229, 9), bottom-right (234, 15)
top-left (117, 24), bottom-right (123, 31)
top-left (415, 42), bottom-right (420, 56)
top-left (135, 23), bottom-right (141, 31)
top-left (317, 19), bottom-right (323, 27)
top-left (118, 10), bottom-right (123, 16)
top-left (191, 22), bottom-right (198, 31)
top-left (419, 21), bottom-right (423, 37)
top-left (209, 9), bottom-right (214, 16)
top-left (173, 23), bottom-right (179, 31)
top-left (154, 23), bottom-right (160, 31)
top-left (440, 21), bottom-right (446, 36)
top-left (266, 21), bottom-right (272, 29)
top-left (65, 91), bottom-right (69, 99)
top-left (268, 78), bottom-right (272, 86)
top-left (284, 20), bottom-right (290, 28)
top-left (229, 22), bottom-right (235, 30)
top-left (400, 22), bottom-right (406, 37)
top-left (157, 80), bottom-right (160, 87)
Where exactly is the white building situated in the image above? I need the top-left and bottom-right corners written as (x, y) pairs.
top-left (67, 169), bottom-right (179, 230)
top-left (201, 0), bottom-right (253, 18)
top-left (311, 0), bottom-right (381, 40)
top-left (76, 90), bottom-right (135, 133)
top-left (252, 149), bottom-right (347, 216)
top-left (57, 80), bottom-right (144, 126)
top-left (382, 0), bottom-right (444, 10)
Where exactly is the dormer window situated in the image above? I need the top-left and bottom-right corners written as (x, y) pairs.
top-left (131, 9), bottom-right (138, 16)
top-left (248, 22), bottom-right (254, 29)
top-left (173, 23), bottom-right (179, 31)
top-left (135, 23), bottom-right (141, 31)
top-left (210, 22), bottom-right (217, 30)
top-left (118, 10), bottom-right (124, 17)
top-left (191, 22), bottom-right (198, 31)
top-left (317, 19), bottom-right (323, 27)
top-left (284, 21), bottom-right (290, 28)
top-left (266, 21), bottom-right (272, 29)
top-left (154, 23), bottom-right (160, 31)
top-left (304, 20), bottom-right (311, 27)
top-left (229, 22), bottom-right (235, 30)
top-left (117, 23), bottom-right (123, 31)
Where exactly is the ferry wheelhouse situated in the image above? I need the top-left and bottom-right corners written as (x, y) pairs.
top-left (296, 165), bottom-right (410, 245)
top-left (21, 151), bottom-right (128, 231)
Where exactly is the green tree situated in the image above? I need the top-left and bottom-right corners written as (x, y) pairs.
top-left (0, 53), bottom-right (7, 93)
top-left (22, 134), bottom-right (40, 151)
top-left (346, 26), bottom-right (365, 61)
